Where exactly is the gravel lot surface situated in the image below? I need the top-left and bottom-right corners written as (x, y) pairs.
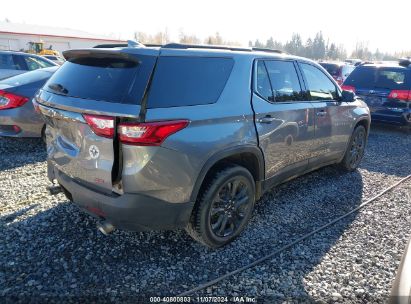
top-left (0, 126), bottom-right (410, 303)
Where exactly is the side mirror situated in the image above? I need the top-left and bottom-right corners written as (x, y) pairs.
top-left (341, 90), bottom-right (355, 102)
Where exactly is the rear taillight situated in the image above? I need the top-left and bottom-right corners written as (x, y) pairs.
top-left (0, 90), bottom-right (28, 110)
top-left (341, 85), bottom-right (356, 93)
top-left (118, 120), bottom-right (189, 146)
top-left (388, 90), bottom-right (411, 101)
top-left (83, 114), bottom-right (115, 138)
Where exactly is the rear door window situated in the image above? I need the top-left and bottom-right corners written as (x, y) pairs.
top-left (147, 56), bottom-right (234, 108)
top-left (0, 54), bottom-right (15, 69)
top-left (344, 66), bottom-right (409, 90)
top-left (44, 54), bottom-right (156, 104)
top-left (264, 60), bottom-right (304, 102)
top-left (300, 63), bottom-right (339, 101)
top-left (255, 61), bottom-right (274, 102)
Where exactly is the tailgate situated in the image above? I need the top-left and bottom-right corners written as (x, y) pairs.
top-left (36, 48), bottom-right (157, 193)
top-left (40, 103), bottom-right (115, 192)
top-left (356, 88), bottom-right (390, 112)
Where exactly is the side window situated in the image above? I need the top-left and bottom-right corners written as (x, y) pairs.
top-left (255, 61), bottom-right (274, 102)
top-left (12, 55), bottom-right (28, 70)
top-left (300, 63), bottom-right (338, 101)
top-left (0, 54), bottom-right (16, 69)
top-left (264, 60), bottom-right (304, 102)
top-left (24, 56), bottom-right (53, 71)
top-left (147, 57), bottom-right (234, 108)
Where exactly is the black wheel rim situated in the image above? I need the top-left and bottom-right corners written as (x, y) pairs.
top-left (349, 130), bottom-right (366, 168)
top-left (209, 177), bottom-right (252, 238)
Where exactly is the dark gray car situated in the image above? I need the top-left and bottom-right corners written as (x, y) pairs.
top-left (36, 44), bottom-right (371, 248)
top-left (0, 66), bottom-right (58, 137)
top-left (0, 50), bottom-right (57, 80)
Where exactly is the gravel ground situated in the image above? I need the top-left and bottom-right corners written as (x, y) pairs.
top-left (0, 126), bottom-right (410, 303)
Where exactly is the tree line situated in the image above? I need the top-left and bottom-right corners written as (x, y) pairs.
top-left (134, 30), bottom-right (410, 61)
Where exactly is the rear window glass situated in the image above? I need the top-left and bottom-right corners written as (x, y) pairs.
top-left (344, 66), bottom-right (409, 90)
top-left (44, 54), bottom-right (156, 104)
top-left (320, 63), bottom-right (341, 76)
top-left (2, 69), bottom-right (53, 86)
top-left (147, 56), bottom-right (234, 108)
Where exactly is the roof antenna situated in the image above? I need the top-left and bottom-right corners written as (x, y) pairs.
top-left (127, 40), bottom-right (145, 48)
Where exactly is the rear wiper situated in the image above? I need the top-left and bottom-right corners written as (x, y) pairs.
top-left (48, 83), bottom-right (69, 95)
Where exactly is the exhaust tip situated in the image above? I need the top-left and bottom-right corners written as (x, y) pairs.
top-left (47, 185), bottom-right (62, 195)
top-left (97, 221), bottom-right (115, 235)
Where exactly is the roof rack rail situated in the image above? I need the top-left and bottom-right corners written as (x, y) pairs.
top-left (161, 43), bottom-right (252, 52)
top-left (93, 43), bottom-right (128, 48)
top-left (359, 61), bottom-right (374, 66)
top-left (252, 47), bottom-right (284, 54)
top-left (144, 44), bottom-right (163, 47)
top-left (93, 40), bottom-right (145, 49)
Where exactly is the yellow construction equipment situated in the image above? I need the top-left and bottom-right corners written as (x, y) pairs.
top-left (26, 42), bottom-right (60, 56)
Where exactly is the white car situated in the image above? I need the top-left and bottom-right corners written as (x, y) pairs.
top-left (42, 55), bottom-right (66, 65)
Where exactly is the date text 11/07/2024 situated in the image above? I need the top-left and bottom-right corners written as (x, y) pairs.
top-left (149, 296), bottom-right (257, 303)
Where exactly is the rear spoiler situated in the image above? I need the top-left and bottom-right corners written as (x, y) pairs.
top-left (62, 49), bottom-right (140, 63)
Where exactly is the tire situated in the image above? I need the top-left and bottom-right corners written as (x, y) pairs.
top-left (339, 125), bottom-right (367, 171)
top-left (186, 165), bottom-right (256, 248)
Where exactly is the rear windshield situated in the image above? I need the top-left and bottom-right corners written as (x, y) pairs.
top-left (147, 56), bottom-right (234, 108)
top-left (320, 63), bottom-right (341, 76)
top-left (44, 54), bottom-right (156, 104)
top-left (1, 68), bottom-right (54, 86)
top-left (344, 66), bottom-right (410, 90)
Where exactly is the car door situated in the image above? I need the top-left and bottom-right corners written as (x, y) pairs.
top-left (252, 59), bottom-right (315, 186)
top-left (298, 62), bottom-right (353, 167)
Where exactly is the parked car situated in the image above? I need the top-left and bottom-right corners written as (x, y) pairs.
top-left (35, 44), bottom-right (370, 248)
top-left (0, 66), bottom-right (58, 138)
top-left (344, 58), bottom-right (362, 66)
top-left (390, 238), bottom-right (411, 303)
top-left (342, 59), bottom-right (411, 130)
top-left (319, 62), bottom-right (356, 85)
top-left (0, 50), bottom-right (57, 80)
top-left (42, 55), bottom-right (66, 66)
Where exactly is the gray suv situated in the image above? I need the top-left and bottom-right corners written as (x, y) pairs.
top-left (36, 44), bottom-right (370, 248)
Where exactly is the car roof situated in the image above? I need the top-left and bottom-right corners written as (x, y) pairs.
top-left (67, 43), bottom-right (318, 65)
top-left (0, 50), bottom-right (31, 56)
top-left (358, 63), bottom-right (410, 70)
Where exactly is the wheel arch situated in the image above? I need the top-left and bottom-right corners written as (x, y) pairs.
top-left (190, 145), bottom-right (265, 202)
top-left (355, 117), bottom-right (371, 135)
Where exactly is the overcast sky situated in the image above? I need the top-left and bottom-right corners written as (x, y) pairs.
top-left (1, 0), bottom-right (410, 53)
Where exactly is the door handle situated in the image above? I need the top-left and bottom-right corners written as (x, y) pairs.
top-left (316, 110), bottom-right (327, 117)
top-left (258, 116), bottom-right (276, 124)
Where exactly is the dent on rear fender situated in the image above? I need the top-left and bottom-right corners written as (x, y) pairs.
top-left (121, 145), bottom-right (195, 204)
